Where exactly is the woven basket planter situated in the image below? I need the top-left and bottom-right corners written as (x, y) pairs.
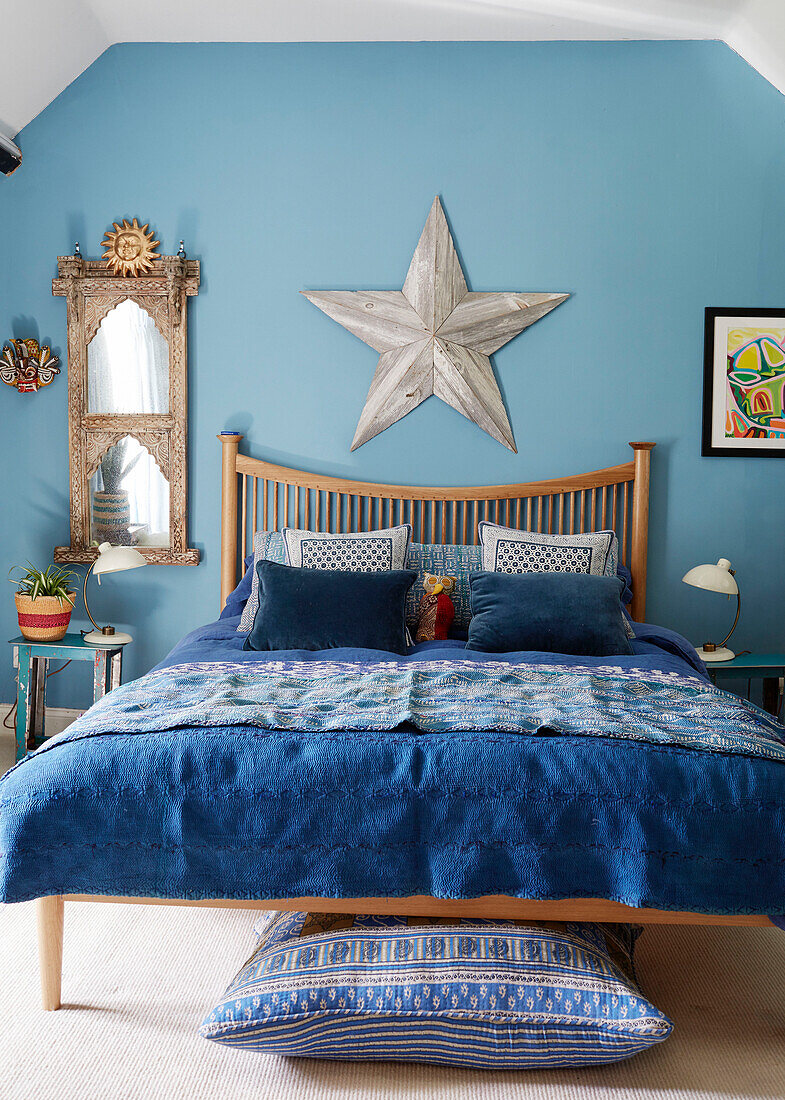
top-left (15, 592), bottom-right (76, 642)
top-left (92, 490), bottom-right (132, 545)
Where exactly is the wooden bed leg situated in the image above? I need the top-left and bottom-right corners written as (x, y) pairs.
top-left (36, 895), bottom-right (64, 1010)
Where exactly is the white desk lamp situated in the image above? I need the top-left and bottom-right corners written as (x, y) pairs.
top-left (682, 557), bottom-right (740, 662)
top-left (82, 542), bottom-right (146, 646)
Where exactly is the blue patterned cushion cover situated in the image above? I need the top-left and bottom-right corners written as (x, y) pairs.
top-left (406, 542), bottom-right (481, 634)
top-left (237, 532), bottom-right (287, 633)
top-left (200, 912), bottom-right (671, 1068)
top-left (479, 523), bottom-right (618, 577)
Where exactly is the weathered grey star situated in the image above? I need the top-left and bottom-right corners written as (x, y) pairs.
top-left (302, 197), bottom-right (569, 451)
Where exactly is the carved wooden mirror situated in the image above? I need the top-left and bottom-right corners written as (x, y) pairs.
top-left (53, 251), bottom-right (200, 565)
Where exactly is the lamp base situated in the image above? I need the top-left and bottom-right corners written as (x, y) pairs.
top-left (696, 645), bottom-right (735, 663)
top-left (83, 629), bottom-right (133, 647)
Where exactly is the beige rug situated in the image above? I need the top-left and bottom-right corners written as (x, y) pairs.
top-left (2, 896), bottom-right (784, 1098)
top-left (2, 745), bottom-right (785, 1099)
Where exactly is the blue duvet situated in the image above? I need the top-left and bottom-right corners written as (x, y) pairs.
top-left (2, 618), bottom-right (785, 916)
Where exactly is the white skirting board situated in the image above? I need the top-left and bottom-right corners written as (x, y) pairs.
top-left (2, 706), bottom-right (83, 739)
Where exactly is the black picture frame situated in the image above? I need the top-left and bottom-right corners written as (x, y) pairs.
top-left (702, 306), bottom-right (785, 457)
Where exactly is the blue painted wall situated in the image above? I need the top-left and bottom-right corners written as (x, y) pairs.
top-left (1, 41), bottom-right (784, 705)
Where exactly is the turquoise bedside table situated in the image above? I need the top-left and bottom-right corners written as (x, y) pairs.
top-left (707, 653), bottom-right (785, 717)
top-left (9, 634), bottom-right (124, 762)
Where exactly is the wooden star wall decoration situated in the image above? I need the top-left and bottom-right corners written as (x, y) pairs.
top-left (302, 197), bottom-right (569, 451)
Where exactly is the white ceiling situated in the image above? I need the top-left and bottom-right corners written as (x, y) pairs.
top-left (1, 0), bottom-right (784, 141)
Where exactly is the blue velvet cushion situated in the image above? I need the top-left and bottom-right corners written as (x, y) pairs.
top-left (467, 572), bottom-right (633, 656)
top-left (199, 911), bottom-right (671, 1068)
top-left (244, 560), bottom-right (416, 653)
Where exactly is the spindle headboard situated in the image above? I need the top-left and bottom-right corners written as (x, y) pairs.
top-left (218, 436), bottom-right (655, 622)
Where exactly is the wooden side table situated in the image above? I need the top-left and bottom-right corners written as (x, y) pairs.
top-left (9, 634), bottom-right (124, 762)
top-left (707, 653), bottom-right (785, 717)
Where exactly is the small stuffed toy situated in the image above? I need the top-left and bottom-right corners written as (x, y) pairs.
top-left (415, 574), bottom-right (456, 643)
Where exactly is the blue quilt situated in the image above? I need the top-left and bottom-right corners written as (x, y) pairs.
top-left (2, 617), bottom-right (785, 916)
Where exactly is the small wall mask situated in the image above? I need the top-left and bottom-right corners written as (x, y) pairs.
top-left (1, 339), bottom-right (60, 393)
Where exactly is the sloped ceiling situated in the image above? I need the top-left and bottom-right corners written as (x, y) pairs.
top-left (1, 0), bottom-right (783, 141)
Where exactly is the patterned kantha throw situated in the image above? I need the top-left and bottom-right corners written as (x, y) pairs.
top-left (41, 659), bottom-right (785, 764)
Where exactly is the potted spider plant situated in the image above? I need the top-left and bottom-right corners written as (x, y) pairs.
top-left (10, 562), bottom-right (77, 641)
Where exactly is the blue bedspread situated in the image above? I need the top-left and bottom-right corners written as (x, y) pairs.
top-left (2, 618), bottom-right (785, 915)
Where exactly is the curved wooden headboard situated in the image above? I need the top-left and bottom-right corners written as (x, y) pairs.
top-left (218, 436), bottom-right (655, 622)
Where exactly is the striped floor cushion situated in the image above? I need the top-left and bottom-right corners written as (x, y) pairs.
top-left (199, 913), bottom-right (672, 1069)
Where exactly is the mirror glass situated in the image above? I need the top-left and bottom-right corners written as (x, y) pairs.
top-left (89, 436), bottom-right (170, 547)
top-left (87, 299), bottom-right (169, 414)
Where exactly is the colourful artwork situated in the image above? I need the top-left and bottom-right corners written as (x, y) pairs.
top-left (725, 328), bottom-right (785, 438)
top-left (0, 338), bottom-right (60, 394)
top-left (703, 309), bottom-right (785, 456)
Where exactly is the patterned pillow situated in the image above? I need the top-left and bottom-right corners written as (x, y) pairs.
top-left (237, 531), bottom-right (286, 633)
top-left (200, 912), bottom-right (671, 1068)
top-left (479, 523), bottom-right (618, 578)
top-left (406, 542), bottom-right (481, 634)
top-left (282, 525), bottom-right (412, 572)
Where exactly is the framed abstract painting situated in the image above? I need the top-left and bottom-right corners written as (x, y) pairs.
top-left (703, 307), bottom-right (785, 457)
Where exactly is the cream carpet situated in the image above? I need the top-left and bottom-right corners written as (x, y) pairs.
top-left (2, 745), bottom-right (785, 1099)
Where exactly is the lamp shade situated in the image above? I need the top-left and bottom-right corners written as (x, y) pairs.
top-left (92, 541), bottom-right (147, 577)
top-left (682, 558), bottom-right (738, 596)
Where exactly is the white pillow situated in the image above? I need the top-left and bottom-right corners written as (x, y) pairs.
top-left (282, 525), bottom-right (412, 572)
top-left (478, 522), bottom-right (618, 577)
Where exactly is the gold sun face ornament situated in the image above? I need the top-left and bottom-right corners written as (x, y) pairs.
top-left (101, 218), bottom-right (160, 277)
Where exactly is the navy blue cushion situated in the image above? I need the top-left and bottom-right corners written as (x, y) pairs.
top-left (244, 560), bottom-right (417, 653)
top-left (467, 571), bottom-right (633, 656)
top-left (617, 563), bottom-right (634, 607)
top-left (219, 554), bottom-right (254, 619)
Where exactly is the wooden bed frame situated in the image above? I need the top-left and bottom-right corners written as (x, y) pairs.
top-left (35, 436), bottom-right (775, 1011)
